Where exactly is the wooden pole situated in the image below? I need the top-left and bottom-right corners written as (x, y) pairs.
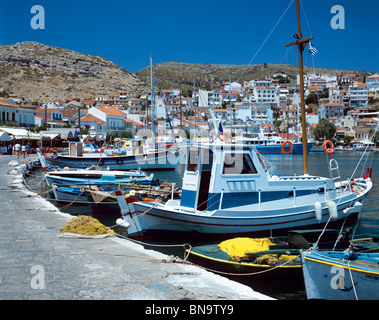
top-left (284, 0), bottom-right (312, 175)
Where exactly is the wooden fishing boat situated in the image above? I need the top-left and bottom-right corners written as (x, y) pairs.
top-left (301, 249), bottom-right (379, 300)
top-left (187, 230), bottom-right (379, 279)
top-left (86, 182), bottom-right (181, 219)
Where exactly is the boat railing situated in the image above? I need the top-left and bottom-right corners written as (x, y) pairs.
top-left (328, 159), bottom-right (341, 186)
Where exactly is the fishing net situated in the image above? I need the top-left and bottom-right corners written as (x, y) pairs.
top-left (60, 215), bottom-right (115, 237)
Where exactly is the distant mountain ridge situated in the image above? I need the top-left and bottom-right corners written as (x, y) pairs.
top-left (0, 42), bottom-right (375, 103)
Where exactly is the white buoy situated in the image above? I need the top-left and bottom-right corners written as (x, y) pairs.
top-left (8, 160), bottom-right (19, 167)
top-left (314, 201), bottom-right (322, 222)
top-left (116, 218), bottom-right (130, 229)
top-left (327, 200), bottom-right (338, 221)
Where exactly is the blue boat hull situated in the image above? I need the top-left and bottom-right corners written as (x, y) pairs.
top-left (43, 149), bottom-right (184, 170)
top-left (255, 142), bottom-right (314, 154)
top-left (301, 250), bottom-right (379, 300)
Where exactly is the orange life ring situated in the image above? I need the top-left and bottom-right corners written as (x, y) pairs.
top-left (281, 140), bottom-right (293, 154)
top-left (219, 133), bottom-right (226, 142)
top-left (323, 140), bottom-right (334, 155)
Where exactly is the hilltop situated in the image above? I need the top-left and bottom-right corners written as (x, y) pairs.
top-left (135, 61), bottom-right (375, 92)
top-left (0, 42), bottom-right (375, 103)
top-left (0, 42), bottom-right (144, 102)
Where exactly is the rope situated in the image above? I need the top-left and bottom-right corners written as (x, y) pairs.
top-left (237, 0), bottom-right (294, 82)
top-left (347, 260), bottom-right (358, 300)
top-left (104, 226), bottom-right (301, 277)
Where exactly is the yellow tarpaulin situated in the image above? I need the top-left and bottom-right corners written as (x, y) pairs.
top-left (218, 237), bottom-right (274, 259)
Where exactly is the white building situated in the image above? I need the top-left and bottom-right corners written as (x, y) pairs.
top-left (366, 75), bottom-right (379, 93)
top-left (223, 82), bottom-right (242, 92)
top-left (88, 106), bottom-right (127, 133)
top-left (0, 99), bottom-right (36, 127)
top-left (198, 89), bottom-right (222, 108)
top-left (252, 87), bottom-right (276, 104)
top-left (350, 83), bottom-right (368, 107)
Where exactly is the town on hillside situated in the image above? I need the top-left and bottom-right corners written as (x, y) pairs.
top-left (0, 71), bottom-right (378, 153)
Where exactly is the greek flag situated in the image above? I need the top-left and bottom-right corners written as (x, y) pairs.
top-left (308, 42), bottom-right (318, 56)
top-left (216, 122), bottom-right (223, 138)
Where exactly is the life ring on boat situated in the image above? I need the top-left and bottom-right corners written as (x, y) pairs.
top-left (219, 133), bottom-right (226, 142)
top-left (98, 159), bottom-right (105, 166)
top-left (323, 140), bottom-right (334, 155)
top-left (281, 140), bottom-right (293, 154)
top-left (116, 158), bottom-right (123, 165)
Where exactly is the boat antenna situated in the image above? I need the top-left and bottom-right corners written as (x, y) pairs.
top-left (285, 0), bottom-right (312, 175)
top-left (150, 56), bottom-right (156, 148)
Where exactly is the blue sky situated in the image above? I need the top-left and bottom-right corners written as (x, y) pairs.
top-left (1, 0), bottom-right (378, 74)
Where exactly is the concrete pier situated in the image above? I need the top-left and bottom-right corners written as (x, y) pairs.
top-left (0, 155), bottom-right (272, 301)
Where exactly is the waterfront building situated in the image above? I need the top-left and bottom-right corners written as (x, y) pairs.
top-left (88, 106), bottom-right (127, 134)
top-left (0, 99), bottom-right (36, 127)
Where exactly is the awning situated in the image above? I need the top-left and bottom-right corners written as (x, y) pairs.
top-left (42, 133), bottom-right (60, 139)
top-left (0, 127), bottom-right (28, 137)
top-left (0, 132), bottom-right (11, 141)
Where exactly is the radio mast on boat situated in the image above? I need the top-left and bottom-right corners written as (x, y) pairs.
top-left (285, 0), bottom-right (312, 175)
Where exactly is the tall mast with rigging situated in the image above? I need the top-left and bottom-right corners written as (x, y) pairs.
top-left (285, 0), bottom-right (312, 175)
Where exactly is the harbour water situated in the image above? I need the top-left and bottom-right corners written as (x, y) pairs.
top-left (27, 150), bottom-right (379, 300)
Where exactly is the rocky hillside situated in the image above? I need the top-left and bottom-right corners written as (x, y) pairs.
top-left (136, 61), bottom-right (375, 93)
top-left (0, 42), bottom-right (144, 102)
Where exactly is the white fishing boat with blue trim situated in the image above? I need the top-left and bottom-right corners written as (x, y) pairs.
top-left (116, 141), bottom-right (372, 237)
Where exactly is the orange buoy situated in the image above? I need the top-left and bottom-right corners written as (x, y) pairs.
top-left (281, 140), bottom-right (293, 154)
top-left (322, 140), bottom-right (334, 155)
top-left (219, 133), bottom-right (226, 142)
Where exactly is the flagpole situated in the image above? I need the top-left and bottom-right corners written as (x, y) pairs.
top-left (285, 0), bottom-right (312, 175)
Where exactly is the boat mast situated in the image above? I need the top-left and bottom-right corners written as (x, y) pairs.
top-left (285, 0), bottom-right (312, 175)
top-left (150, 56), bottom-right (156, 147)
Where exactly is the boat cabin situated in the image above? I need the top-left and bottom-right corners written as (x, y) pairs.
top-left (179, 143), bottom-right (337, 213)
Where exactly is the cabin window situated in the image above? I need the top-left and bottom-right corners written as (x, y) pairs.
top-left (223, 153), bottom-right (257, 175)
top-left (187, 148), bottom-right (199, 172)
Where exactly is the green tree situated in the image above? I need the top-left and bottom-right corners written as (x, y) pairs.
top-left (305, 93), bottom-right (319, 105)
top-left (312, 119), bottom-right (336, 141)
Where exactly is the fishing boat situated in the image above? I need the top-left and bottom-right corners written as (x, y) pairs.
top-left (352, 141), bottom-right (376, 152)
top-left (51, 178), bottom-right (161, 204)
top-left (115, 0), bottom-right (373, 238)
top-left (187, 237), bottom-right (301, 278)
top-left (235, 131), bottom-right (314, 155)
top-left (187, 229), bottom-right (379, 279)
top-left (301, 249), bottom-right (379, 300)
top-left (86, 182), bottom-right (181, 218)
top-left (43, 142), bottom-right (184, 171)
top-left (44, 167), bottom-right (157, 187)
top-left (116, 142), bottom-right (372, 237)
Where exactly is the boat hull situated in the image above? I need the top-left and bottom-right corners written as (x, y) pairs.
top-left (301, 250), bottom-right (379, 300)
top-left (187, 243), bottom-right (301, 279)
top-left (85, 192), bottom-right (121, 219)
top-left (52, 186), bottom-right (88, 204)
top-left (256, 142), bottom-right (314, 154)
top-left (127, 192), bottom-right (366, 237)
top-left (43, 149), bottom-right (184, 170)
